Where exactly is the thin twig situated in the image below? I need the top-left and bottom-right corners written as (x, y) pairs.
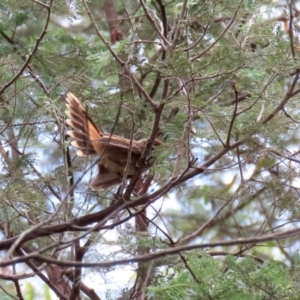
top-left (0, 0), bottom-right (53, 94)
top-left (190, 2), bottom-right (241, 61)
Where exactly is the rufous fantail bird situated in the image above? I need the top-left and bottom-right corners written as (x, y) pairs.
top-left (65, 93), bottom-right (162, 190)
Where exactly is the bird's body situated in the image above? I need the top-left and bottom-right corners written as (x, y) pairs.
top-left (65, 93), bottom-right (161, 190)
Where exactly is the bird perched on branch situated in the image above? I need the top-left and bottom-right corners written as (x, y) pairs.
top-left (65, 93), bottom-right (162, 190)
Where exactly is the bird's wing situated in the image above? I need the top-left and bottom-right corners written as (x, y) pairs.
top-left (96, 135), bottom-right (145, 155)
top-left (66, 92), bottom-right (102, 156)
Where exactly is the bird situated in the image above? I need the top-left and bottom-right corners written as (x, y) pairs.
top-left (65, 93), bottom-right (162, 190)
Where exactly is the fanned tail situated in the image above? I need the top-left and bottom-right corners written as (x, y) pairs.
top-left (65, 92), bottom-right (101, 156)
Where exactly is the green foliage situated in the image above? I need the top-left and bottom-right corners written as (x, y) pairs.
top-left (44, 285), bottom-right (52, 300)
top-left (148, 255), bottom-right (298, 300)
top-left (25, 282), bottom-right (35, 300)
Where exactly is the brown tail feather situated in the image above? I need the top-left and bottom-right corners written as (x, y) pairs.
top-left (66, 93), bottom-right (101, 138)
top-left (66, 93), bottom-right (102, 156)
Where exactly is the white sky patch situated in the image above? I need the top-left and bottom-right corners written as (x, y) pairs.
top-left (292, 177), bottom-right (300, 188)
